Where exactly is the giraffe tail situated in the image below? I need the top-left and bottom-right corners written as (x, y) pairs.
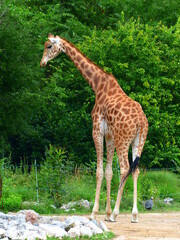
top-left (119, 156), bottom-right (140, 189)
top-left (129, 156), bottom-right (140, 173)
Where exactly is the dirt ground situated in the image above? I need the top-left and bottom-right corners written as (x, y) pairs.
top-left (96, 212), bottom-right (180, 240)
top-left (59, 212), bottom-right (180, 240)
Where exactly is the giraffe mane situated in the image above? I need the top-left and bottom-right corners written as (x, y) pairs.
top-left (61, 37), bottom-right (113, 77)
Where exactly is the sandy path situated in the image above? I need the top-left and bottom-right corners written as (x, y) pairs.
top-left (58, 212), bottom-right (180, 240)
top-left (97, 212), bottom-right (180, 240)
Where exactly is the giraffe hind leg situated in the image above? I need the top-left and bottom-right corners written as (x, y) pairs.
top-left (131, 123), bottom-right (147, 223)
top-left (105, 134), bottom-right (114, 221)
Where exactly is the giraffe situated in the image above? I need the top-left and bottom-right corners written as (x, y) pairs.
top-left (40, 34), bottom-right (148, 223)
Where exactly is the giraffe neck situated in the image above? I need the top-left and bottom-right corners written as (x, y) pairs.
top-left (62, 38), bottom-right (110, 94)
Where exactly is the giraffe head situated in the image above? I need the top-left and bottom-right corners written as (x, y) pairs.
top-left (40, 34), bottom-right (65, 67)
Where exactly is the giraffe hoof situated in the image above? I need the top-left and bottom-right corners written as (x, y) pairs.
top-left (131, 213), bottom-right (139, 223)
top-left (90, 213), bottom-right (96, 221)
top-left (109, 217), bottom-right (116, 222)
top-left (105, 213), bottom-right (112, 221)
top-left (131, 218), bottom-right (139, 223)
top-left (109, 214), bottom-right (117, 222)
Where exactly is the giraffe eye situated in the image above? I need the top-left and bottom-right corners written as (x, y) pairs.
top-left (47, 45), bottom-right (52, 49)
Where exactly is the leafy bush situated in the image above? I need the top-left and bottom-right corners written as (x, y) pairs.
top-left (139, 171), bottom-right (180, 201)
top-left (1, 195), bottom-right (21, 212)
top-left (38, 145), bottom-right (72, 207)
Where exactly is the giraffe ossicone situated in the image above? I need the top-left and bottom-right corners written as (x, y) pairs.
top-left (40, 35), bottom-right (148, 223)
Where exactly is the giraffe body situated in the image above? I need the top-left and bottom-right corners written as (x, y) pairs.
top-left (40, 34), bottom-right (148, 222)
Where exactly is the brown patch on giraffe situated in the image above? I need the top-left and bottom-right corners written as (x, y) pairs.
top-left (133, 117), bottom-right (138, 123)
top-left (132, 102), bottom-right (137, 108)
top-left (77, 55), bottom-right (83, 62)
top-left (116, 96), bottom-right (123, 102)
top-left (111, 109), bottom-right (114, 114)
top-left (123, 123), bottom-right (128, 129)
top-left (99, 71), bottom-right (104, 76)
top-left (109, 80), bottom-right (117, 89)
top-left (108, 89), bottom-right (117, 96)
top-left (86, 70), bottom-right (92, 78)
top-left (122, 108), bottom-right (130, 115)
top-left (106, 133), bottom-right (112, 140)
top-left (94, 74), bottom-right (100, 89)
top-left (67, 46), bottom-right (71, 52)
top-left (130, 124), bottom-right (135, 129)
top-left (121, 116), bottom-right (125, 122)
top-left (80, 62), bottom-right (85, 69)
top-left (115, 102), bottom-right (121, 109)
top-left (72, 50), bottom-right (76, 56)
top-left (107, 115), bottom-right (112, 123)
top-left (114, 110), bottom-right (118, 115)
top-left (102, 76), bottom-right (106, 82)
top-left (98, 83), bottom-right (105, 92)
top-left (123, 129), bottom-right (127, 135)
top-left (90, 66), bottom-right (95, 72)
top-left (131, 108), bottom-right (136, 114)
top-left (124, 101), bottom-right (131, 107)
top-left (97, 92), bottom-right (102, 100)
top-left (131, 114), bottom-right (137, 119)
top-left (104, 82), bottom-right (108, 93)
top-left (124, 161), bottom-right (129, 168)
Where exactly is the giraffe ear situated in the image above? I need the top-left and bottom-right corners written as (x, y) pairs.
top-left (48, 34), bottom-right (59, 43)
top-left (48, 33), bottom-right (54, 39)
top-left (48, 33), bottom-right (58, 43)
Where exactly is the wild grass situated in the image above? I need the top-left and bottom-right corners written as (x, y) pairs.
top-left (1, 159), bottom-right (180, 214)
top-left (47, 232), bottom-right (114, 240)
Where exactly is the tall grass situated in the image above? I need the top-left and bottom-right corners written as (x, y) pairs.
top-left (1, 155), bottom-right (180, 213)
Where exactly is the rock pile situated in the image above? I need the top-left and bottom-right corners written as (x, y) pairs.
top-left (0, 210), bottom-right (108, 239)
top-left (164, 197), bottom-right (174, 205)
top-left (60, 199), bottom-right (92, 212)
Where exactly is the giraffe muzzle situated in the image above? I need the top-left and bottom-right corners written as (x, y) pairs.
top-left (40, 60), bottom-right (47, 67)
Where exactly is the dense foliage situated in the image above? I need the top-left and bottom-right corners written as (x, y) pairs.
top-left (0, 0), bottom-right (179, 168)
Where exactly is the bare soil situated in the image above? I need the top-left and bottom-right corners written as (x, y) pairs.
top-left (97, 212), bottom-right (180, 240)
top-left (59, 212), bottom-right (180, 240)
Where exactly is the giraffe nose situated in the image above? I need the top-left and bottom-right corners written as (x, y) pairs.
top-left (40, 60), bottom-right (47, 67)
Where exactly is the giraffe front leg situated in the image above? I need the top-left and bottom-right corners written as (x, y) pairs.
top-left (90, 128), bottom-right (104, 220)
top-left (109, 173), bottom-right (128, 222)
top-left (90, 161), bottom-right (103, 220)
top-left (110, 145), bottom-right (129, 222)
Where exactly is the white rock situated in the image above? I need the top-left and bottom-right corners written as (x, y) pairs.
top-left (51, 220), bottom-right (66, 229)
top-left (164, 197), bottom-right (174, 204)
top-left (0, 211), bottom-right (107, 239)
top-left (99, 221), bottom-right (109, 232)
top-left (80, 226), bottom-right (92, 237)
top-left (8, 220), bottom-right (18, 227)
top-left (39, 224), bottom-right (67, 238)
top-left (86, 221), bottom-right (103, 234)
top-left (0, 228), bottom-right (5, 238)
top-left (65, 216), bottom-right (89, 225)
top-left (21, 230), bottom-right (46, 240)
top-left (0, 212), bottom-right (6, 219)
top-left (64, 216), bottom-right (82, 230)
top-left (79, 199), bottom-right (90, 208)
top-left (68, 226), bottom-right (81, 238)
top-left (6, 226), bottom-right (19, 239)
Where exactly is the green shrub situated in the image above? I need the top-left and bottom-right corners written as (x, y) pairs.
top-left (1, 194), bottom-right (21, 212)
top-left (139, 171), bottom-right (180, 201)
